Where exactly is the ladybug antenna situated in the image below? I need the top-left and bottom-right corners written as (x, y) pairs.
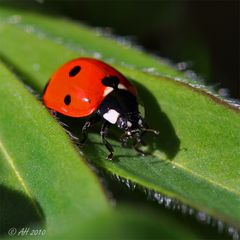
top-left (142, 128), bottom-right (159, 135)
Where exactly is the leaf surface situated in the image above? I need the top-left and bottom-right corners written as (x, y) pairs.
top-left (0, 6), bottom-right (239, 229)
top-left (0, 52), bottom-right (197, 240)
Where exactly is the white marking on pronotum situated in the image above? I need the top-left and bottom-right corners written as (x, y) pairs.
top-left (82, 97), bottom-right (90, 103)
top-left (103, 87), bottom-right (113, 97)
top-left (118, 83), bottom-right (127, 90)
top-left (103, 109), bottom-right (120, 124)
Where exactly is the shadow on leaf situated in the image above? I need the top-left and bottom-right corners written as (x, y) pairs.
top-left (132, 80), bottom-right (180, 159)
top-left (53, 78), bottom-right (180, 161)
top-left (0, 184), bottom-right (45, 236)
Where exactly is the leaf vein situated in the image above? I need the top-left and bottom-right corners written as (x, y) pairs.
top-left (0, 139), bottom-right (43, 218)
top-left (154, 151), bottom-right (239, 196)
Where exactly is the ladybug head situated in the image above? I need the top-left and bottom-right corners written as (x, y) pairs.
top-left (117, 113), bottom-right (143, 131)
top-left (116, 113), bottom-right (159, 142)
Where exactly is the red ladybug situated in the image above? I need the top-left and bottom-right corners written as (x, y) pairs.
top-left (43, 57), bottom-right (158, 160)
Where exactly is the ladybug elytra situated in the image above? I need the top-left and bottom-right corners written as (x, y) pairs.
top-left (43, 58), bottom-right (158, 160)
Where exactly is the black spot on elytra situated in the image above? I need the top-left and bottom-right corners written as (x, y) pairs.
top-left (64, 95), bottom-right (71, 105)
top-left (69, 66), bottom-right (81, 77)
top-left (101, 76), bottom-right (119, 89)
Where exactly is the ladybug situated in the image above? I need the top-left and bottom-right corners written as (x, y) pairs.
top-left (43, 57), bottom-right (159, 160)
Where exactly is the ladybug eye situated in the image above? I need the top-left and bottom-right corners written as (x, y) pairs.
top-left (122, 121), bottom-right (127, 129)
top-left (64, 95), bottom-right (71, 105)
top-left (117, 117), bottom-right (128, 130)
top-left (69, 66), bottom-right (81, 77)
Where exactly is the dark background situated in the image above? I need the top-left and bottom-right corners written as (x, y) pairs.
top-left (1, 0), bottom-right (239, 98)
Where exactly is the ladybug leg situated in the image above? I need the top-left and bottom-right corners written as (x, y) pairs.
top-left (100, 121), bottom-right (114, 160)
top-left (133, 133), bottom-right (148, 156)
top-left (79, 115), bottom-right (101, 145)
top-left (133, 126), bottom-right (159, 155)
top-left (119, 133), bottom-right (130, 147)
top-left (139, 131), bottom-right (147, 146)
top-left (139, 123), bottom-right (149, 146)
top-left (79, 122), bottom-right (90, 145)
top-left (134, 143), bottom-right (147, 156)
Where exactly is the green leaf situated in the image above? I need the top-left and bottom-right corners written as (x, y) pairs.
top-left (46, 207), bottom-right (199, 240)
top-left (0, 59), bottom-right (198, 239)
top-left (0, 6), bottom-right (183, 80)
top-left (0, 6), bottom-right (239, 231)
top-left (0, 59), bottom-right (109, 233)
